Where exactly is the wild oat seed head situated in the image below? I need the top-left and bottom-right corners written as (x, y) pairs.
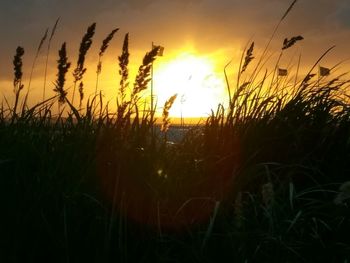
top-left (99, 28), bottom-right (119, 57)
top-left (241, 42), bottom-right (254, 74)
top-left (282, 35), bottom-right (304, 50)
top-left (13, 46), bottom-right (25, 88)
top-left (73, 22), bottom-right (96, 82)
top-left (54, 42), bottom-right (71, 103)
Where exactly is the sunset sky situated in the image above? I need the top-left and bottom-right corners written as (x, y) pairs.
top-left (1, 0), bottom-right (350, 117)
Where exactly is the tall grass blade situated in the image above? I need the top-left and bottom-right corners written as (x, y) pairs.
top-left (202, 201), bottom-right (220, 250)
top-left (43, 17), bottom-right (60, 101)
top-left (28, 28), bottom-right (48, 93)
top-left (281, 0), bottom-right (298, 21)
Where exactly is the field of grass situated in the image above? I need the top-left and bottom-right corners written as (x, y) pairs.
top-left (1, 3), bottom-right (350, 262)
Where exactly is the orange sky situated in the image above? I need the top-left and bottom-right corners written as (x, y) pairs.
top-left (1, 0), bottom-right (350, 117)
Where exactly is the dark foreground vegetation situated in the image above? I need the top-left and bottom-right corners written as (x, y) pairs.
top-left (1, 2), bottom-right (350, 262)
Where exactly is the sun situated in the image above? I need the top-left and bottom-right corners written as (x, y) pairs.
top-left (152, 53), bottom-right (227, 118)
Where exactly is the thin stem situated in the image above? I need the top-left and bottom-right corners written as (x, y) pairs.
top-left (72, 82), bottom-right (77, 106)
top-left (43, 42), bottom-right (51, 101)
top-left (95, 56), bottom-right (102, 96)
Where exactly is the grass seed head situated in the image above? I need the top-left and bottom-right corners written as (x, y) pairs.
top-left (132, 45), bottom-right (160, 101)
top-left (119, 33), bottom-right (130, 100)
top-left (54, 42), bottom-right (71, 103)
top-left (161, 94), bottom-right (177, 132)
top-left (99, 28), bottom-right (119, 57)
top-left (241, 42), bottom-right (254, 74)
top-left (73, 22), bottom-right (96, 83)
top-left (282, 35), bottom-right (304, 50)
top-left (79, 82), bottom-right (84, 107)
top-left (13, 46), bottom-right (25, 89)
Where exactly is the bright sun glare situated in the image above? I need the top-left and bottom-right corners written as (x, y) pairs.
top-left (152, 53), bottom-right (227, 118)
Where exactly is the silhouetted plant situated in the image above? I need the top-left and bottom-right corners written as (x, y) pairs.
top-left (78, 82), bottom-right (84, 108)
top-left (282, 35), bottom-right (304, 50)
top-left (118, 33), bottom-right (130, 104)
top-left (95, 27), bottom-right (119, 95)
top-left (131, 45), bottom-right (160, 103)
top-left (161, 94), bottom-right (177, 133)
top-left (54, 42), bottom-right (70, 104)
top-left (72, 22), bottom-right (96, 105)
top-left (241, 42), bottom-right (254, 74)
top-left (12, 46), bottom-right (25, 118)
top-left (28, 28), bottom-right (48, 94)
top-left (43, 17), bottom-right (60, 100)
top-left (281, 0), bottom-right (298, 21)
top-left (1, 1), bottom-right (350, 261)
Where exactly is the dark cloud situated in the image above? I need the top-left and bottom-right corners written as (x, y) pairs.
top-left (0, 0), bottom-right (348, 48)
top-left (334, 0), bottom-right (350, 28)
top-left (1, 0), bottom-right (350, 81)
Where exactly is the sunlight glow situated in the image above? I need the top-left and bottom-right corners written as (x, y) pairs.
top-left (152, 53), bottom-right (227, 118)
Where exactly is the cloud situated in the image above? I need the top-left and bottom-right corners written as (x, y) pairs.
top-left (0, 0), bottom-right (350, 82)
top-left (334, 0), bottom-right (350, 28)
top-left (0, 0), bottom-right (348, 49)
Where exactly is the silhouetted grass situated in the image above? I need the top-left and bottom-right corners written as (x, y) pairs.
top-left (1, 1), bottom-right (350, 262)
